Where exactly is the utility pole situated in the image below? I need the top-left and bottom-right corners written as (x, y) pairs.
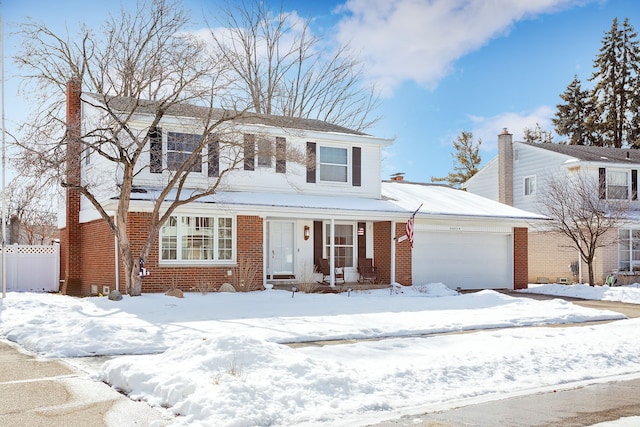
top-left (1, 3), bottom-right (6, 299)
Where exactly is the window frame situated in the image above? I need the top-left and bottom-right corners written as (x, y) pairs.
top-left (318, 145), bottom-right (349, 183)
top-left (523, 175), bottom-right (536, 196)
top-left (323, 222), bottom-right (356, 268)
top-left (606, 169), bottom-right (630, 200)
top-left (159, 214), bottom-right (236, 265)
top-left (166, 131), bottom-right (202, 173)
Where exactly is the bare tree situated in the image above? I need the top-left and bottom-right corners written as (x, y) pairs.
top-left (207, 0), bottom-right (380, 132)
top-left (5, 177), bottom-right (58, 245)
top-left (538, 172), bottom-right (629, 286)
top-left (14, 0), bottom-right (303, 296)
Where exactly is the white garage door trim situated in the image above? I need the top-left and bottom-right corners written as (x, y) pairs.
top-left (412, 229), bottom-right (513, 290)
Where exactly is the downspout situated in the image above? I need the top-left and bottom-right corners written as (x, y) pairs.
top-left (113, 235), bottom-right (120, 292)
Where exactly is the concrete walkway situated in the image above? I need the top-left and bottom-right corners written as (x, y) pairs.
top-left (0, 340), bottom-right (170, 427)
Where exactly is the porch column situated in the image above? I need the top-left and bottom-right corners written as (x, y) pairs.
top-left (390, 220), bottom-right (396, 284)
top-left (263, 218), bottom-right (268, 288)
top-left (329, 218), bottom-right (335, 287)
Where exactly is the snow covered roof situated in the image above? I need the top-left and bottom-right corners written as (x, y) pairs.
top-left (127, 181), bottom-right (547, 222)
top-left (381, 181), bottom-right (548, 221)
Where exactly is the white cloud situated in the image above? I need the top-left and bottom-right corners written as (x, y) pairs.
top-left (334, 0), bottom-right (592, 95)
top-left (469, 105), bottom-right (557, 151)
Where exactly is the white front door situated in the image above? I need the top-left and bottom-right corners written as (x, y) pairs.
top-left (269, 221), bottom-right (295, 276)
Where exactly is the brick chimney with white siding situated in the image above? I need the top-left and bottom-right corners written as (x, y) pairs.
top-left (498, 128), bottom-right (513, 206)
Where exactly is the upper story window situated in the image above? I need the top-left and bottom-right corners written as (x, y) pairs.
top-left (306, 143), bottom-right (361, 187)
top-left (160, 215), bottom-right (234, 263)
top-left (606, 170), bottom-right (629, 199)
top-left (524, 175), bottom-right (536, 196)
top-left (244, 134), bottom-right (286, 173)
top-left (167, 132), bottom-right (202, 173)
top-left (256, 137), bottom-right (272, 168)
top-left (319, 146), bottom-right (348, 182)
top-left (599, 168), bottom-right (638, 201)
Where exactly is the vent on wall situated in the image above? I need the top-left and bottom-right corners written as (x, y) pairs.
top-left (102, 286), bottom-right (110, 295)
top-left (556, 277), bottom-right (569, 284)
top-left (90, 284), bottom-right (98, 295)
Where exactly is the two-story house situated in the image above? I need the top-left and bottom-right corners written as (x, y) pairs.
top-left (59, 83), bottom-right (544, 296)
top-left (464, 129), bottom-right (640, 285)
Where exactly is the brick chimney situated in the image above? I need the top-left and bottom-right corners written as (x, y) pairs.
top-left (498, 128), bottom-right (513, 206)
top-left (62, 77), bottom-right (83, 295)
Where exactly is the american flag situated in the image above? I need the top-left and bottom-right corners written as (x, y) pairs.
top-left (406, 212), bottom-right (415, 248)
top-left (406, 204), bottom-right (422, 248)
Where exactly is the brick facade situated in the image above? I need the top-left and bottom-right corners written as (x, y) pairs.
top-left (394, 222), bottom-right (412, 285)
top-left (513, 227), bottom-right (528, 290)
top-left (62, 213), bottom-right (265, 295)
top-left (528, 229), bottom-right (618, 286)
top-left (373, 221), bottom-right (392, 284)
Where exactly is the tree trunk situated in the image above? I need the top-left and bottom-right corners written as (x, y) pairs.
top-left (587, 262), bottom-right (595, 287)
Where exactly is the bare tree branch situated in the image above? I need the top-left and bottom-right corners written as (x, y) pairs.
top-left (538, 171), bottom-right (629, 285)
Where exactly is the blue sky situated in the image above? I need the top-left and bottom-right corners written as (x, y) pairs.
top-left (3, 0), bottom-right (640, 183)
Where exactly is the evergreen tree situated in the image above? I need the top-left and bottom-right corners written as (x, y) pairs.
top-left (552, 76), bottom-right (600, 145)
top-left (431, 131), bottom-right (481, 188)
top-left (589, 18), bottom-right (640, 147)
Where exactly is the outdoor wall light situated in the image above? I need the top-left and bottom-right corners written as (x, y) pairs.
top-left (304, 225), bottom-right (310, 240)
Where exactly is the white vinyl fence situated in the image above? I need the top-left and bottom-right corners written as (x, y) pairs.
top-left (1, 244), bottom-right (60, 292)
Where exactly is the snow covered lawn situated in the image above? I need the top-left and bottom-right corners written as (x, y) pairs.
top-left (1, 283), bottom-right (640, 426)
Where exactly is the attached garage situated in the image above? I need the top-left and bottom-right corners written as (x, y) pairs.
top-left (411, 224), bottom-right (513, 290)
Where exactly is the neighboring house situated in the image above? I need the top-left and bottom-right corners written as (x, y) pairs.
top-left (59, 84), bottom-right (544, 296)
top-left (464, 129), bottom-right (640, 285)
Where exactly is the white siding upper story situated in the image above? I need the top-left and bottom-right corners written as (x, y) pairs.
top-left (462, 157), bottom-right (498, 201)
top-left (465, 141), bottom-right (640, 216)
top-left (511, 143), bottom-right (575, 214)
top-left (78, 94), bottom-right (393, 214)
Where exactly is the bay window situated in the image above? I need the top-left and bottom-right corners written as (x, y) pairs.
top-left (161, 215), bottom-right (234, 262)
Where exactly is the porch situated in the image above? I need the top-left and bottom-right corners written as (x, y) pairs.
top-left (269, 281), bottom-right (395, 294)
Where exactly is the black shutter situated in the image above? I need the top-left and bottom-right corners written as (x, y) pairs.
top-left (244, 134), bottom-right (255, 171)
top-left (276, 137), bottom-right (286, 173)
top-left (599, 168), bottom-right (606, 199)
top-left (357, 222), bottom-right (366, 258)
top-left (150, 127), bottom-right (162, 173)
top-left (313, 220), bottom-right (323, 270)
top-left (633, 170), bottom-right (638, 200)
top-left (306, 142), bottom-right (316, 183)
top-left (352, 146), bottom-right (361, 187)
top-left (208, 134), bottom-right (219, 178)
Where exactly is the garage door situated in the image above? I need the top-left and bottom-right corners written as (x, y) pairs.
top-left (412, 231), bottom-right (512, 290)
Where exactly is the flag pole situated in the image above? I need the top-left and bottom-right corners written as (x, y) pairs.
top-left (410, 203), bottom-right (423, 218)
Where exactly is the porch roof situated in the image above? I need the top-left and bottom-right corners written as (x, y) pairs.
top-left (128, 181), bottom-right (547, 222)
